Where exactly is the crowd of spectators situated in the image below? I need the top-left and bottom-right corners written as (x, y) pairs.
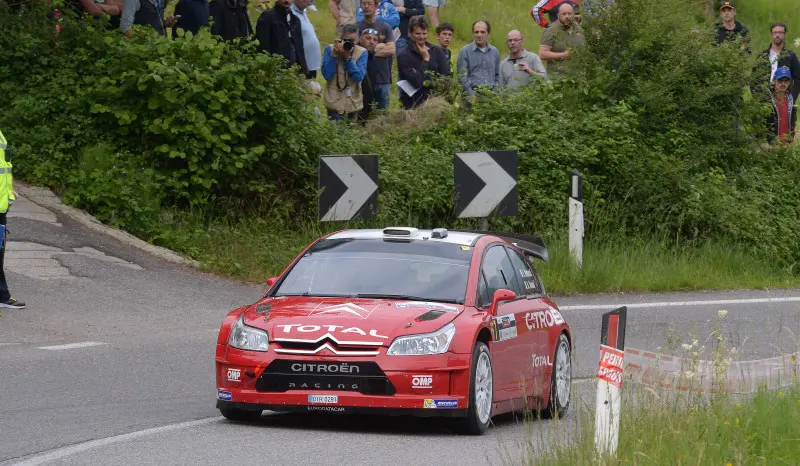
top-left (29, 0), bottom-right (800, 142)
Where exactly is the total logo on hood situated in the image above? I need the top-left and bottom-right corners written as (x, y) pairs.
top-left (277, 324), bottom-right (389, 340)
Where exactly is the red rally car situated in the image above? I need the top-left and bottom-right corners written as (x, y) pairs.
top-left (215, 227), bottom-right (573, 434)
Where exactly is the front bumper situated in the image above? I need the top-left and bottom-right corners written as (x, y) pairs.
top-left (216, 345), bottom-right (472, 417)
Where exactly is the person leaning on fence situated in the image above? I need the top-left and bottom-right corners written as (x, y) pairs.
top-left (321, 23), bottom-right (368, 122)
top-left (0, 130), bottom-right (26, 309)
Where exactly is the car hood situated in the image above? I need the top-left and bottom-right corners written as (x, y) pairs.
top-left (242, 296), bottom-right (465, 346)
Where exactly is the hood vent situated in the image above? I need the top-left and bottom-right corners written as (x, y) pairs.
top-left (415, 310), bottom-right (446, 322)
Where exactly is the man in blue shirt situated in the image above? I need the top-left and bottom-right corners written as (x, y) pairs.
top-left (456, 20), bottom-right (500, 100)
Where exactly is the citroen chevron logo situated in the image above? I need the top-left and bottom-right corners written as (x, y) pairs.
top-left (310, 302), bottom-right (373, 319)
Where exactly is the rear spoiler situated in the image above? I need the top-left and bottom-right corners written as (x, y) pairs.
top-left (454, 230), bottom-right (549, 262)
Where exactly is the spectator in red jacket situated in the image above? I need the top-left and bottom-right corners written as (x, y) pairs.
top-left (530, 0), bottom-right (580, 28)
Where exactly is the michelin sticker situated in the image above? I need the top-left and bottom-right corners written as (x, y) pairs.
top-left (395, 302), bottom-right (458, 312)
top-left (423, 399), bottom-right (459, 409)
top-left (217, 389), bottom-right (232, 401)
top-left (493, 314), bottom-right (518, 341)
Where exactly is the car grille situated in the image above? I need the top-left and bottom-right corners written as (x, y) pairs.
top-left (272, 337), bottom-right (382, 356)
top-left (256, 360), bottom-right (396, 395)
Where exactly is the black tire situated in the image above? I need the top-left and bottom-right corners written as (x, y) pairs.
top-left (542, 333), bottom-right (572, 419)
top-left (220, 407), bottom-right (263, 422)
top-left (451, 341), bottom-right (493, 435)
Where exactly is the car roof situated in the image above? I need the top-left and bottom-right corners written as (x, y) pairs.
top-left (325, 228), bottom-right (483, 246)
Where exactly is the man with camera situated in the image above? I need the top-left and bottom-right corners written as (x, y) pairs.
top-left (499, 29), bottom-right (547, 90)
top-left (321, 23), bottom-right (369, 121)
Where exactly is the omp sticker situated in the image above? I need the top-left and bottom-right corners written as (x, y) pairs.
top-left (423, 399), bottom-right (458, 409)
top-left (308, 395), bottom-right (338, 404)
top-left (411, 375), bottom-right (433, 389)
top-left (596, 345), bottom-right (624, 389)
top-left (217, 389), bottom-right (232, 401)
top-left (227, 368), bottom-right (241, 382)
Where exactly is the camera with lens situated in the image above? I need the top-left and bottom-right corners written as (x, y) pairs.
top-left (342, 38), bottom-right (355, 52)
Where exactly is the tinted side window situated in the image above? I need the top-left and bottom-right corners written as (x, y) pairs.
top-left (477, 272), bottom-right (491, 308)
top-left (480, 245), bottom-right (524, 299)
top-left (507, 248), bottom-right (542, 297)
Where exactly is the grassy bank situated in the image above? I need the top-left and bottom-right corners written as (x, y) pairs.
top-left (536, 383), bottom-right (800, 465)
top-left (157, 212), bottom-right (800, 295)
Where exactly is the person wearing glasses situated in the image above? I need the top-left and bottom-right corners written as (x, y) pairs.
top-left (499, 30), bottom-right (547, 90)
top-left (358, 0), bottom-right (396, 113)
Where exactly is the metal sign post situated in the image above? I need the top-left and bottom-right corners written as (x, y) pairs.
top-left (318, 154), bottom-right (379, 222)
top-left (568, 169), bottom-right (584, 269)
top-left (595, 306), bottom-right (627, 457)
top-left (454, 151), bottom-right (518, 227)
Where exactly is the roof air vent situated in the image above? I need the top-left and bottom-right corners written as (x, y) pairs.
top-left (431, 228), bottom-right (448, 239)
top-left (383, 227), bottom-right (419, 238)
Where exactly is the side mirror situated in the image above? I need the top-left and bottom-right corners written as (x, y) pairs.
top-left (490, 288), bottom-right (517, 314)
top-left (266, 277), bottom-right (279, 287)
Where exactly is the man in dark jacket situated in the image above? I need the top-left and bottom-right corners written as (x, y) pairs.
top-left (172, 0), bottom-right (210, 36)
top-left (256, 0), bottom-right (308, 74)
top-left (754, 22), bottom-right (800, 100)
top-left (396, 15), bottom-right (450, 109)
top-left (209, 0), bottom-right (252, 42)
top-left (395, 0), bottom-right (423, 50)
top-left (714, 1), bottom-right (750, 54)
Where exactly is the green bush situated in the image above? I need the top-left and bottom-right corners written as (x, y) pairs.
top-left (2, 0), bottom-right (800, 274)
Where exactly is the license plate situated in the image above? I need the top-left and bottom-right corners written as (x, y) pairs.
top-left (308, 395), bottom-right (338, 404)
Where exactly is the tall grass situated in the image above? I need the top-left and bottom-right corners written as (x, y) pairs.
top-left (156, 210), bottom-right (800, 294)
top-left (533, 382), bottom-right (800, 465)
top-left (736, 0), bottom-right (800, 53)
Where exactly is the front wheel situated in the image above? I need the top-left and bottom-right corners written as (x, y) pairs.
top-left (542, 333), bottom-right (572, 419)
top-left (220, 407), bottom-right (263, 422)
top-left (452, 341), bottom-right (493, 435)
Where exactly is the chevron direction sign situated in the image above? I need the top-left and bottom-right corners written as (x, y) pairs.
top-left (454, 151), bottom-right (518, 218)
top-left (318, 154), bottom-right (379, 222)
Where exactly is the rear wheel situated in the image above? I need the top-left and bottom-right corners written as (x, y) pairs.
top-left (542, 333), bottom-right (571, 419)
top-left (452, 341), bottom-right (493, 435)
top-left (220, 407), bottom-right (263, 422)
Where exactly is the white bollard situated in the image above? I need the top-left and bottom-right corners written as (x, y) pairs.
top-left (568, 170), bottom-right (584, 269)
top-left (594, 307), bottom-right (627, 458)
top-left (595, 344), bottom-right (624, 456)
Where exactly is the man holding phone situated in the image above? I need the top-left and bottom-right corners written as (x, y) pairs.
top-left (321, 24), bottom-right (368, 121)
top-left (499, 29), bottom-right (547, 89)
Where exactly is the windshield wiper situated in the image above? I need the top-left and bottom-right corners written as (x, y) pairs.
top-left (354, 294), bottom-right (463, 304)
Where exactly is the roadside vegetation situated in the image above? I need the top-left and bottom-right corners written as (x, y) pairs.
top-left (533, 382), bottom-right (800, 465)
top-left (3, 0), bottom-right (800, 294)
top-left (528, 312), bottom-right (800, 465)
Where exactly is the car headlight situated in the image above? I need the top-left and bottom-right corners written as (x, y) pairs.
top-left (228, 314), bottom-right (269, 352)
top-left (387, 323), bottom-right (456, 356)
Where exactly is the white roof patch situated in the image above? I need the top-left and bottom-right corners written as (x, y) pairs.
top-left (326, 228), bottom-right (481, 246)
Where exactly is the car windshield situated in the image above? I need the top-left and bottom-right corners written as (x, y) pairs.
top-left (273, 238), bottom-right (473, 304)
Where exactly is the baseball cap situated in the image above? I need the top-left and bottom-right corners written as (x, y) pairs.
top-left (775, 66), bottom-right (792, 81)
top-left (719, 1), bottom-right (735, 10)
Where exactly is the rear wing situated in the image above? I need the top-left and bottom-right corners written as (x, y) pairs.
top-left (454, 230), bottom-right (549, 262)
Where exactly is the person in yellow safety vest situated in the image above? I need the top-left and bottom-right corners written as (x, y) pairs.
top-left (0, 130), bottom-right (26, 309)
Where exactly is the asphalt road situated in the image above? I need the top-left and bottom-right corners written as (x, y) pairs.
top-left (1, 195), bottom-right (798, 465)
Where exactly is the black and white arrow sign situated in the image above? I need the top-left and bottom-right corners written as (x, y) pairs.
top-left (454, 151), bottom-right (518, 218)
top-left (318, 154), bottom-right (378, 222)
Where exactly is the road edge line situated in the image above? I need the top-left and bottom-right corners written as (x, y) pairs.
top-left (6, 416), bottom-right (221, 466)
